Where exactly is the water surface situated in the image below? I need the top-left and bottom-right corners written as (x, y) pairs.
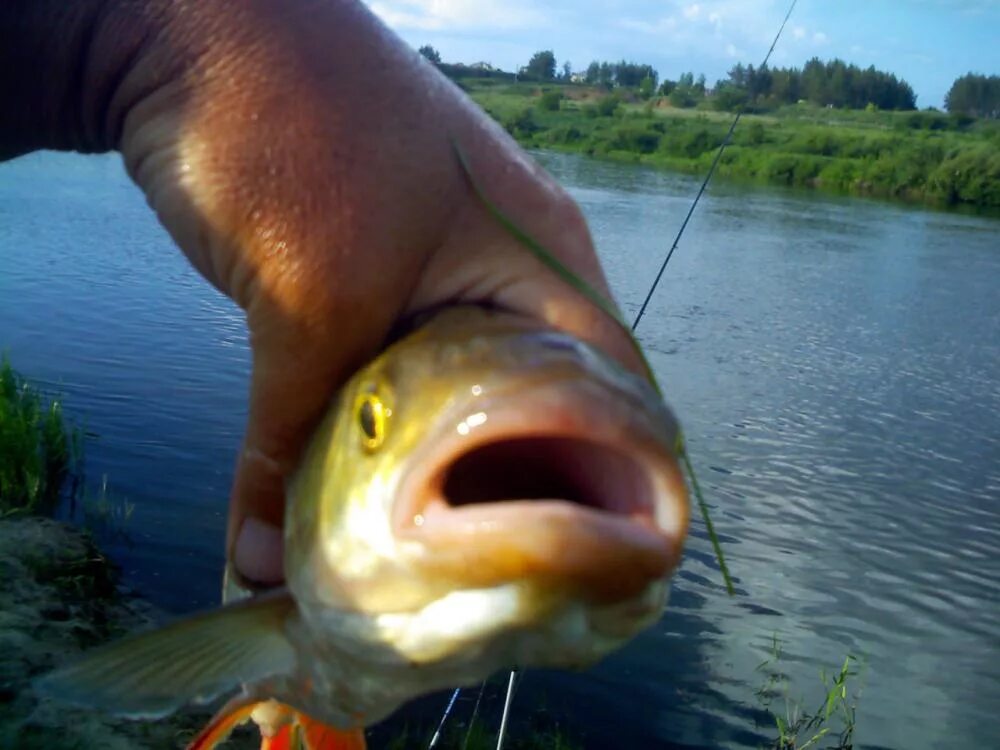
top-left (1, 150), bottom-right (997, 749)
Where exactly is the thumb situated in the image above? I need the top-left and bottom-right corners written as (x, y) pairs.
top-left (226, 324), bottom-right (377, 587)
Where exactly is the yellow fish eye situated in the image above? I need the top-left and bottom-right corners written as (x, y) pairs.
top-left (356, 391), bottom-right (388, 451)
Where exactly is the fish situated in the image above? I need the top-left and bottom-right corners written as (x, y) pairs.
top-left (35, 305), bottom-right (690, 749)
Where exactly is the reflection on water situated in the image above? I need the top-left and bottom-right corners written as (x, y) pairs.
top-left (1, 150), bottom-right (998, 748)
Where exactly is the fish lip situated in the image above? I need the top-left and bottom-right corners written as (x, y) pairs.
top-left (391, 374), bottom-right (689, 602)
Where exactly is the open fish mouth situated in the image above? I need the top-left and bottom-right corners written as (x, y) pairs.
top-left (393, 377), bottom-right (690, 605)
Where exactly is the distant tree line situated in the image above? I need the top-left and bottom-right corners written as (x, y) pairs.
top-left (945, 73), bottom-right (1000, 119)
top-left (710, 58), bottom-right (916, 111)
top-left (659, 72), bottom-right (707, 108)
top-left (422, 43), bottom-right (998, 120)
top-left (583, 60), bottom-right (659, 95)
top-left (418, 45), bottom-right (441, 64)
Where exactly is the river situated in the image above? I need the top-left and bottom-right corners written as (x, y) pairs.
top-left (1, 150), bottom-right (997, 749)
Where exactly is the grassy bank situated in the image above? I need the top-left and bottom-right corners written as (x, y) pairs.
top-left (0, 359), bottom-right (248, 748)
top-left (464, 80), bottom-right (1000, 211)
top-left (0, 358), bottom-right (81, 515)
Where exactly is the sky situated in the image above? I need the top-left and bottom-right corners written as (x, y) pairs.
top-left (364, 0), bottom-right (1000, 108)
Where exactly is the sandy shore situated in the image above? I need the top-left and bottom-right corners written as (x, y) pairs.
top-left (0, 517), bottom-right (255, 749)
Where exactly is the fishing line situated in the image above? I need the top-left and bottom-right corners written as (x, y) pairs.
top-left (462, 680), bottom-right (488, 750)
top-left (428, 687), bottom-right (462, 748)
top-left (439, 2), bottom-right (799, 741)
top-left (495, 669), bottom-right (519, 750)
top-left (631, 0), bottom-right (799, 332)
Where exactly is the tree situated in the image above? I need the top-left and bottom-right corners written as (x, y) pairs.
top-left (727, 63), bottom-right (747, 89)
top-left (946, 73), bottom-right (1000, 119)
top-left (418, 45), bottom-right (441, 64)
top-left (525, 50), bottom-right (557, 81)
top-left (638, 75), bottom-right (656, 99)
top-left (712, 82), bottom-right (749, 111)
top-left (667, 71), bottom-right (702, 108)
top-left (711, 56), bottom-right (916, 111)
top-left (598, 62), bottom-right (614, 87)
top-left (561, 61), bottom-right (572, 81)
top-left (582, 59), bottom-right (659, 90)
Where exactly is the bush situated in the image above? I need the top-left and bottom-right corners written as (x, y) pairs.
top-left (596, 95), bottom-right (621, 117)
top-left (948, 112), bottom-right (975, 130)
top-left (817, 158), bottom-right (862, 191)
top-left (544, 125), bottom-right (584, 145)
top-left (927, 143), bottom-right (1000, 205)
top-left (752, 153), bottom-right (828, 185)
top-left (608, 125), bottom-right (661, 154)
top-left (502, 107), bottom-right (540, 138)
top-left (539, 90), bottom-right (563, 112)
top-left (669, 86), bottom-right (698, 109)
top-left (662, 127), bottom-right (725, 158)
top-left (740, 122), bottom-right (768, 146)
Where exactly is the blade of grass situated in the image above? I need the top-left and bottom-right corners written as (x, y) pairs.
top-left (452, 140), bottom-right (734, 595)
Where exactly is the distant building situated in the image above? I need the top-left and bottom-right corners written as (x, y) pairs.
top-left (570, 73), bottom-right (587, 84)
top-left (470, 62), bottom-right (497, 72)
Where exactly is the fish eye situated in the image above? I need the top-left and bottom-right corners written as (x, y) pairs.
top-left (356, 391), bottom-right (388, 451)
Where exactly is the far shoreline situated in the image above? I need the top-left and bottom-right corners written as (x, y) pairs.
top-left (460, 79), bottom-right (1000, 215)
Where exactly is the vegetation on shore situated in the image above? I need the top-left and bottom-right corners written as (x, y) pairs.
top-left (754, 636), bottom-right (862, 750)
top-left (418, 43), bottom-right (999, 211)
top-left (462, 79), bottom-right (1000, 210)
top-left (0, 359), bottom-right (242, 748)
top-left (0, 357), bottom-right (81, 515)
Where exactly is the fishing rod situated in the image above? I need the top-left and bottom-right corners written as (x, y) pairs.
top-left (632, 0), bottom-right (799, 331)
top-left (433, 2), bottom-right (799, 746)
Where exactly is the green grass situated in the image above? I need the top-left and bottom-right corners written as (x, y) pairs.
top-left (464, 81), bottom-right (1000, 210)
top-left (0, 357), bottom-right (82, 515)
top-left (755, 636), bottom-right (863, 750)
top-left (81, 473), bottom-right (135, 541)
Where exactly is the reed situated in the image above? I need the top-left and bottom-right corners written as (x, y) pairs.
top-left (0, 357), bottom-right (82, 515)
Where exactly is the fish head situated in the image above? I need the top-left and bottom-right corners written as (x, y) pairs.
top-left (284, 305), bottom-right (689, 680)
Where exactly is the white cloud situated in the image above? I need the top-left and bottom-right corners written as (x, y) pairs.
top-left (368, 0), bottom-right (544, 31)
top-left (792, 25), bottom-right (806, 39)
top-left (682, 3), bottom-right (702, 20)
top-left (619, 16), bottom-right (679, 34)
top-left (812, 31), bottom-right (828, 44)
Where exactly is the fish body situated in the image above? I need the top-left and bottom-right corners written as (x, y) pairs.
top-left (37, 307), bottom-right (689, 746)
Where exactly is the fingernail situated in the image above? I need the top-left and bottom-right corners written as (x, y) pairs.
top-left (234, 517), bottom-right (285, 585)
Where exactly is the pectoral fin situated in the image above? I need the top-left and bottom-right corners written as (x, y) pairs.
top-left (187, 695), bottom-right (261, 749)
top-left (262, 718), bottom-right (367, 750)
top-left (189, 700), bottom-right (367, 750)
top-left (296, 712), bottom-right (367, 750)
top-left (35, 589), bottom-right (298, 719)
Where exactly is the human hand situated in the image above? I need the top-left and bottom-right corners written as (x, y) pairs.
top-left (1, 0), bottom-right (645, 587)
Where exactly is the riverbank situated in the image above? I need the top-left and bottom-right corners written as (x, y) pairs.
top-left (0, 517), bottom-right (256, 749)
top-left (0, 358), bottom-right (250, 748)
top-left (463, 80), bottom-right (1000, 211)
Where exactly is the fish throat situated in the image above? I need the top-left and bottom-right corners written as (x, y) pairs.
top-left (440, 436), bottom-right (651, 515)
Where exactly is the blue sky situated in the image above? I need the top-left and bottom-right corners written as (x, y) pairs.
top-left (365, 0), bottom-right (1000, 108)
